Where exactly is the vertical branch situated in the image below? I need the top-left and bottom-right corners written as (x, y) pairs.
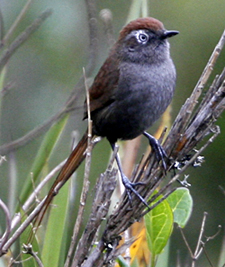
top-left (194, 212), bottom-right (208, 258)
top-left (99, 9), bottom-right (115, 47)
top-left (84, 0), bottom-right (98, 75)
top-left (84, 67), bottom-right (92, 134)
top-left (64, 69), bottom-right (93, 267)
top-left (7, 152), bottom-right (17, 214)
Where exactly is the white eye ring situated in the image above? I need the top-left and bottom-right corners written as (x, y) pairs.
top-left (138, 32), bottom-right (149, 43)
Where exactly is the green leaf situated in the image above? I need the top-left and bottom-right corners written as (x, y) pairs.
top-left (126, 0), bottom-right (149, 24)
top-left (116, 255), bottom-right (131, 267)
top-left (145, 193), bottom-right (173, 257)
top-left (18, 116), bottom-right (68, 266)
top-left (19, 115), bottom-right (68, 207)
top-left (126, 0), bottom-right (142, 23)
top-left (41, 178), bottom-right (70, 266)
top-left (167, 188), bottom-right (193, 228)
top-left (155, 238), bottom-right (170, 267)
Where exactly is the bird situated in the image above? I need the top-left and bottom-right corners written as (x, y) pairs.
top-left (33, 17), bottom-right (178, 228)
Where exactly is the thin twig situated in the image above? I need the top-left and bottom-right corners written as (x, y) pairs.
top-left (205, 225), bottom-right (222, 242)
top-left (71, 146), bottom-right (118, 266)
top-left (64, 69), bottom-right (93, 267)
top-left (7, 152), bottom-right (17, 214)
top-left (0, 8), bottom-right (53, 72)
top-left (164, 28), bottom-right (225, 154)
top-left (1, 0), bottom-right (33, 46)
top-left (22, 244), bottom-right (44, 267)
top-left (189, 27), bottom-right (225, 111)
top-left (72, 168), bottom-right (117, 266)
top-left (22, 160), bottom-right (67, 212)
top-left (1, 197), bottom-right (47, 255)
top-left (84, 0), bottom-right (98, 75)
top-left (194, 212), bottom-right (208, 258)
top-left (99, 9), bottom-right (115, 46)
top-left (195, 224), bottom-right (221, 262)
top-left (180, 212), bottom-right (219, 267)
top-left (0, 81), bottom-right (15, 97)
top-left (0, 199), bottom-right (11, 252)
top-left (0, 104), bottom-right (76, 155)
top-left (10, 159), bottom-right (67, 231)
top-left (179, 227), bottom-right (193, 258)
top-left (84, 67), bottom-right (92, 127)
top-left (202, 245), bottom-right (215, 267)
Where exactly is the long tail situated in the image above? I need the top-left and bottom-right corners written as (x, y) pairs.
top-left (31, 130), bottom-right (89, 238)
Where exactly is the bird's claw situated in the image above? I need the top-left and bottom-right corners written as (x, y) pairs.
top-left (143, 131), bottom-right (168, 170)
top-left (121, 174), bottom-right (149, 208)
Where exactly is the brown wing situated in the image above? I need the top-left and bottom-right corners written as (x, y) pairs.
top-left (84, 49), bottom-right (120, 118)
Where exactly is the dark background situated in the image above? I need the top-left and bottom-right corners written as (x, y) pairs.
top-left (0, 1), bottom-right (225, 266)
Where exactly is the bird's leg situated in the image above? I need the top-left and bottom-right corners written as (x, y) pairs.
top-left (111, 143), bottom-right (150, 208)
top-left (143, 131), bottom-right (168, 169)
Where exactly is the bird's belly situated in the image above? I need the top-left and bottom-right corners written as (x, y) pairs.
top-left (92, 93), bottom-right (168, 142)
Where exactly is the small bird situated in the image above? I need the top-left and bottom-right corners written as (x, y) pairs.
top-left (35, 17), bottom-right (178, 226)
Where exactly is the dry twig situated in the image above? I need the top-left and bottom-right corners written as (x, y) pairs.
top-left (179, 212), bottom-right (221, 267)
top-left (0, 9), bottom-right (52, 72)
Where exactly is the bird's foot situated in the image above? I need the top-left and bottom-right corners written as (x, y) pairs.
top-left (121, 174), bottom-right (150, 209)
top-left (143, 131), bottom-right (168, 170)
top-left (111, 142), bottom-right (150, 208)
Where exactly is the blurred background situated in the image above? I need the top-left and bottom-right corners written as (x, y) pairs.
top-left (0, 0), bottom-right (225, 266)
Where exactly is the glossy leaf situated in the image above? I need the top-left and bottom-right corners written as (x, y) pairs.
top-left (41, 179), bottom-right (70, 266)
top-left (19, 115), bottom-right (68, 206)
top-left (145, 194), bottom-right (173, 256)
top-left (167, 188), bottom-right (193, 228)
top-left (116, 255), bottom-right (130, 267)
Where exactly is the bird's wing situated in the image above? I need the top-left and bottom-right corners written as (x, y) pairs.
top-left (84, 51), bottom-right (120, 118)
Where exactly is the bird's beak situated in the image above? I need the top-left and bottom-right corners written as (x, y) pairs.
top-left (162, 30), bottom-right (179, 39)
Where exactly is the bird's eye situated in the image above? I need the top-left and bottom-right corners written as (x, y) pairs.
top-left (138, 33), bottom-right (149, 43)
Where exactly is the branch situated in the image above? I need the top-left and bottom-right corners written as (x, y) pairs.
top-left (0, 199), bottom-right (11, 251)
top-left (0, 9), bottom-right (53, 72)
top-left (71, 147), bottom-right (118, 267)
top-left (0, 197), bottom-right (46, 255)
top-left (164, 27), bottom-right (225, 155)
top-left (1, 0), bottom-right (33, 46)
top-left (179, 212), bottom-right (221, 267)
top-left (0, 104), bottom-right (73, 154)
top-left (22, 244), bottom-right (44, 267)
top-left (10, 159), bottom-right (67, 231)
